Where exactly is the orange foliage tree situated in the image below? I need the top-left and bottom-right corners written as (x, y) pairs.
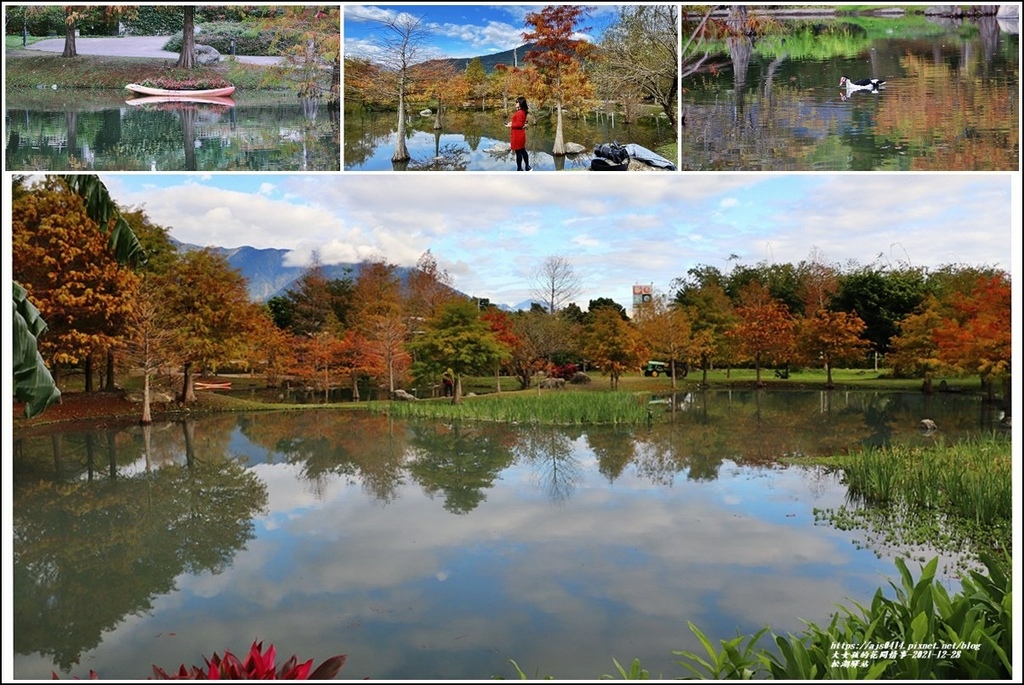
top-left (795, 310), bottom-right (869, 388)
top-left (12, 177), bottom-right (141, 391)
top-left (522, 5), bottom-right (598, 155)
top-left (729, 282), bottom-right (794, 385)
top-left (633, 294), bottom-right (694, 389)
top-left (582, 308), bottom-right (647, 390)
top-left (932, 272), bottom-right (1011, 401)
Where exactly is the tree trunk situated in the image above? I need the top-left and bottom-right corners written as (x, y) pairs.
top-left (552, 103), bottom-right (565, 155)
top-left (85, 353), bottom-right (95, 392)
top-left (105, 350), bottom-right (117, 391)
top-left (393, 86), bottom-right (410, 162)
top-left (177, 6), bottom-right (196, 69)
top-left (141, 371), bottom-right (152, 425)
top-left (62, 15), bottom-right (77, 58)
top-left (181, 361), bottom-right (197, 403)
top-left (452, 375), bottom-right (463, 405)
top-left (351, 371), bottom-right (360, 401)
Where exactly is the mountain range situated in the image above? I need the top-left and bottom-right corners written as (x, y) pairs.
top-left (423, 42), bottom-right (538, 74)
top-left (175, 239), bottom-right (534, 311)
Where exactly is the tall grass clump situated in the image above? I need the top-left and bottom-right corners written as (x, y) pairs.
top-left (815, 434), bottom-right (1011, 566)
top-left (369, 391), bottom-right (652, 425)
top-left (839, 435), bottom-right (1010, 525)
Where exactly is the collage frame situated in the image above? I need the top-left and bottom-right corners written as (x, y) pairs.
top-left (4, 2), bottom-right (1022, 682)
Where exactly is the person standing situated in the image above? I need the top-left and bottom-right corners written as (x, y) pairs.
top-left (505, 96), bottom-right (532, 171)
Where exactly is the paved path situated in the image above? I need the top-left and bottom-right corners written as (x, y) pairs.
top-left (24, 35), bottom-right (283, 65)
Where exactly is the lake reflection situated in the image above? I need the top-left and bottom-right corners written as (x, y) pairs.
top-left (5, 91), bottom-right (340, 171)
top-left (681, 14), bottom-right (1019, 170)
top-left (13, 391), bottom-right (1004, 680)
top-left (344, 108), bottom-right (675, 171)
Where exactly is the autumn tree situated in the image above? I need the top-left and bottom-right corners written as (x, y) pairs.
top-left (505, 310), bottom-right (572, 389)
top-left (260, 6), bottom-right (341, 101)
top-left (408, 299), bottom-right (509, 404)
top-left (480, 307), bottom-right (521, 392)
top-left (12, 178), bottom-right (141, 392)
top-left (582, 308), bottom-right (647, 390)
top-left (729, 282), bottom-right (795, 385)
top-left (531, 255), bottom-right (582, 315)
top-left (597, 4), bottom-right (679, 129)
top-left (888, 296), bottom-right (946, 392)
top-left (352, 257), bottom-right (408, 395)
top-left (795, 310), bottom-right (869, 388)
top-left (154, 248), bottom-right (257, 403)
top-left (522, 5), bottom-right (598, 155)
top-left (932, 272), bottom-right (1011, 402)
top-left (634, 294), bottom-right (693, 389)
top-left (405, 250), bottom-right (457, 324)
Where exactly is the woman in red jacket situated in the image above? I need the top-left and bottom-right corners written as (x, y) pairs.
top-left (505, 96), bottom-right (532, 171)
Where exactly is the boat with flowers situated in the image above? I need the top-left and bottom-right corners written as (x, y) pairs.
top-left (126, 83), bottom-right (236, 98)
top-left (125, 94), bottom-right (236, 108)
top-left (194, 380), bottom-right (233, 391)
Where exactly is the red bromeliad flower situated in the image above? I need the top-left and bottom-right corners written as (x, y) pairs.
top-left (55, 642), bottom-right (346, 680)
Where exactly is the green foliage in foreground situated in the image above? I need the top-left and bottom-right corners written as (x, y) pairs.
top-left (370, 390), bottom-right (652, 425)
top-left (500, 553), bottom-right (1012, 680)
top-left (812, 435), bottom-right (1011, 568)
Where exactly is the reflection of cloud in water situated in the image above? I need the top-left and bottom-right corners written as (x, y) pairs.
top-left (31, 451), bottom-right (897, 680)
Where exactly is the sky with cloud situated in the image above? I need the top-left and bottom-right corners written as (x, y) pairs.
top-left (99, 172), bottom-right (1016, 310)
top-left (343, 4), bottom-right (623, 62)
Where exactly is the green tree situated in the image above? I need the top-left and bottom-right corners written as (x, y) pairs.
top-left (464, 56), bottom-right (488, 110)
top-left (408, 299), bottom-right (508, 404)
top-left (833, 265), bottom-right (928, 358)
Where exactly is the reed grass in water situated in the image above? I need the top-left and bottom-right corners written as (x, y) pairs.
top-left (369, 391), bottom-right (652, 425)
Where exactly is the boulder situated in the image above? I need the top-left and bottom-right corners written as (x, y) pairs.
top-left (392, 389), bottom-right (418, 401)
top-left (569, 372), bottom-right (591, 384)
top-left (919, 418), bottom-right (937, 431)
top-left (564, 142), bottom-right (586, 154)
top-left (194, 44), bottom-right (221, 65)
top-left (539, 377), bottom-right (566, 389)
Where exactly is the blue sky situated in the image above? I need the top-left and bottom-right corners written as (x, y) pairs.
top-left (344, 4), bottom-right (623, 61)
top-left (97, 173), bottom-right (1016, 310)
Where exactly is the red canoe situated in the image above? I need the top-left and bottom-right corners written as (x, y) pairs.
top-left (126, 83), bottom-right (236, 98)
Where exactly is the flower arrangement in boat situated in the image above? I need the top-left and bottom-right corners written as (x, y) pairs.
top-left (138, 75), bottom-right (233, 91)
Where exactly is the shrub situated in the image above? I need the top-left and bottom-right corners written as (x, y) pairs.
top-left (163, 22), bottom-right (307, 57)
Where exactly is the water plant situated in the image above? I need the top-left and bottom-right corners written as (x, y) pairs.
top-left (668, 552), bottom-right (1012, 680)
top-left (370, 390), bottom-right (653, 425)
top-left (813, 434), bottom-right (1011, 567)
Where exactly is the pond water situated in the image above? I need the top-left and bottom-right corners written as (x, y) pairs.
top-left (4, 91), bottom-right (340, 171)
top-left (12, 390), bottom-right (1007, 680)
top-left (344, 108), bottom-right (676, 171)
top-left (680, 14), bottom-right (1019, 170)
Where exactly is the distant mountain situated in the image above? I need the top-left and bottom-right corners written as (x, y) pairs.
top-left (423, 42), bottom-right (538, 74)
top-left (173, 239), bottom-right (418, 302)
top-left (166, 240), bottom-right (537, 308)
